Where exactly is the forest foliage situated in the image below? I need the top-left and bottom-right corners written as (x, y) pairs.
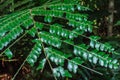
top-left (0, 0), bottom-right (120, 80)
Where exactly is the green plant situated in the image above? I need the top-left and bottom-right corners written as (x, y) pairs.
top-left (115, 20), bottom-right (120, 26)
top-left (0, 0), bottom-right (119, 80)
top-left (0, 0), bottom-right (37, 16)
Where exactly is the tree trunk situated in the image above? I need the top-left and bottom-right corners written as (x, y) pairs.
top-left (108, 0), bottom-right (114, 36)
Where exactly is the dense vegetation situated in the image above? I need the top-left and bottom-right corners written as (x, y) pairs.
top-left (0, 0), bottom-right (120, 80)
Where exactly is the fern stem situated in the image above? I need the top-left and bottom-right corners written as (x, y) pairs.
top-left (29, 9), bottom-right (58, 80)
top-left (39, 41), bottom-right (58, 80)
top-left (0, 58), bottom-right (18, 62)
top-left (41, 0), bottom-right (51, 6)
top-left (12, 52), bottom-right (29, 80)
top-left (43, 0), bottom-right (61, 5)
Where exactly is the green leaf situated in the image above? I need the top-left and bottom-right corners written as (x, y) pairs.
top-left (49, 4), bottom-right (90, 12)
top-left (0, 26), bottom-right (23, 50)
top-left (68, 57), bottom-right (84, 73)
top-left (35, 22), bottom-right (44, 30)
top-left (115, 20), bottom-right (120, 26)
top-left (95, 42), bottom-right (101, 50)
top-left (68, 19), bottom-right (93, 32)
top-left (100, 44), bottom-right (105, 51)
top-left (74, 44), bottom-right (89, 57)
top-left (77, 4), bottom-right (91, 11)
top-left (89, 36), bottom-right (101, 41)
top-left (64, 70), bottom-right (72, 78)
top-left (66, 12), bottom-right (88, 21)
top-left (28, 27), bottom-right (36, 37)
top-left (92, 56), bottom-right (98, 64)
top-left (50, 24), bottom-right (78, 39)
top-left (53, 66), bottom-right (72, 78)
top-left (36, 58), bottom-right (46, 70)
top-left (90, 41), bottom-right (95, 48)
top-left (45, 47), bottom-right (71, 66)
top-left (49, 4), bottom-right (75, 12)
top-left (44, 16), bottom-right (52, 23)
top-left (89, 38), bottom-right (115, 53)
top-left (0, 11), bottom-right (28, 37)
top-left (22, 19), bottom-right (33, 29)
top-left (39, 32), bottom-right (62, 48)
top-left (4, 49), bottom-right (13, 59)
top-left (27, 42), bottom-right (42, 66)
top-left (73, 43), bottom-right (119, 69)
top-left (27, 58), bottom-right (35, 67)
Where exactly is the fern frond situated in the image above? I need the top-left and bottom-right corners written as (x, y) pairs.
top-left (48, 4), bottom-right (90, 11)
top-left (74, 44), bottom-right (119, 69)
top-left (27, 41), bottom-right (42, 66)
top-left (0, 11), bottom-right (29, 37)
top-left (31, 9), bottom-right (93, 33)
top-left (0, 1), bottom-right (119, 79)
top-left (45, 47), bottom-right (85, 73)
top-left (89, 36), bottom-right (115, 53)
top-left (68, 19), bottom-right (93, 32)
top-left (32, 9), bottom-right (88, 21)
top-left (50, 24), bottom-right (78, 39)
top-left (39, 32), bottom-right (62, 48)
top-left (45, 47), bottom-right (94, 78)
top-left (0, 26), bottom-right (23, 50)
